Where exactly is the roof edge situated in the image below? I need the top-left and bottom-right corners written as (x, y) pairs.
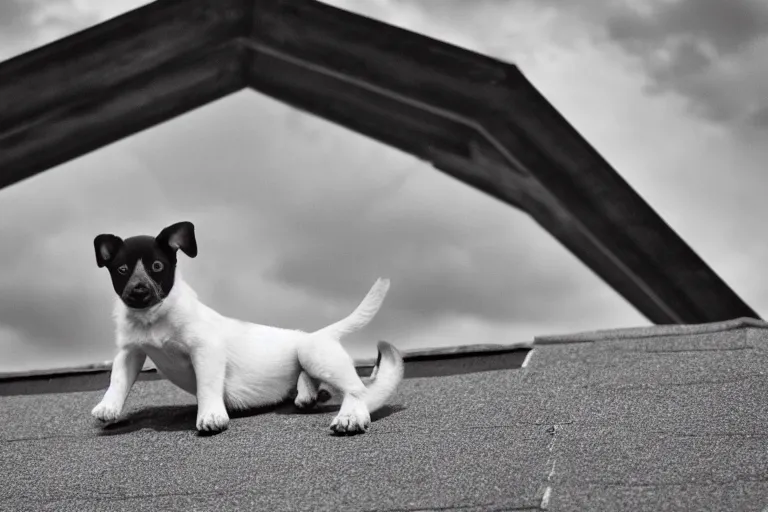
top-left (534, 317), bottom-right (767, 345)
top-left (0, 340), bottom-right (532, 381)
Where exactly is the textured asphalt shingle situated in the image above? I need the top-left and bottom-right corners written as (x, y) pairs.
top-left (3, 320), bottom-right (768, 511)
top-left (529, 323), bottom-right (768, 511)
top-left (0, 364), bottom-right (550, 512)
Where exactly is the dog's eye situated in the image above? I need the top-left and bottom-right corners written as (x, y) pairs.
top-left (151, 261), bottom-right (164, 272)
top-left (117, 265), bottom-right (128, 275)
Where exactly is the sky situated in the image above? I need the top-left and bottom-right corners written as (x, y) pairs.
top-left (1, 0), bottom-right (767, 373)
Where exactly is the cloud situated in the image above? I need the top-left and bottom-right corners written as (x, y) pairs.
top-left (332, 0), bottom-right (768, 132)
top-left (124, 93), bottom-right (638, 333)
top-left (603, 0), bottom-right (768, 129)
top-left (0, 88), bottom-right (645, 372)
top-left (322, 0), bottom-right (581, 62)
top-left (6, 0), bottom-right (766, 374)
top-left (748, 104), bottom-right (768, 129)
top-left (321, 0), bottom-right (768, 314)
top-left (8, 0), bottom-right (766, 132)
top-left (0, 141), bottom-right (165, 372)
top-left (0, 0), bottom-right (101, 60)
top-left (16, 0), bottom-right (768, 373)
top-left (608, 0), bottom-right (768, 56)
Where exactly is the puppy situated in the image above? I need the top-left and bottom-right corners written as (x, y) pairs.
top-left (91, 221), bottom-right (404, 434)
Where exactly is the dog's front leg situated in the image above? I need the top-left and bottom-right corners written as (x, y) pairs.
top-left (191, 341), bottom-right (229, 433)
top-left (92, 347), bottom-right (146, 423)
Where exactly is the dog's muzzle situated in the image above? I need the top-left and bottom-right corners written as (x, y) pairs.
top-left (123, 285), bottom-right (163, 309)
top-left (120, 260), bottom-right (165, 309)
top-left (126, 283), bottom-right (153, 307)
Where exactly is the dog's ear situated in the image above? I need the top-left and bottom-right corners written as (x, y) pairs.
top-left (94, 234), bottom-right (124, 268)
top-left (156, 221), bottom-right (197, 258)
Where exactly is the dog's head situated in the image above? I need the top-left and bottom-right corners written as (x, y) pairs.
top-left (94, 222), bottom-right (197, 309)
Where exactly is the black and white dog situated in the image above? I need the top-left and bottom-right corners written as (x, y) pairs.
top-left (91, 221), bottom-right (403, 434)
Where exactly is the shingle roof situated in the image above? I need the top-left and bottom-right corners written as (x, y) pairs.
top-left (3, 319), bottom-right (767, 511)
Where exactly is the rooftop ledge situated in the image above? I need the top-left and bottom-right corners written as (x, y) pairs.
top-left (3, 316), bottom-right (766, 385)
top-left (0, 341), bottom-right (533, 396)
top-left (5, 316), bottom-right (767, 383)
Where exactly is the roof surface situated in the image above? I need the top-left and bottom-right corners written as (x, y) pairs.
top-left (3, 319), bottom-right (767, 511)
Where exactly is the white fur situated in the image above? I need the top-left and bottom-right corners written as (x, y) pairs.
top-left (92, 272), bottom-right (404, 434)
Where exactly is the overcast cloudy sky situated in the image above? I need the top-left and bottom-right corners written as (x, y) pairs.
top-left (1, 0), bottom-right (767, 373)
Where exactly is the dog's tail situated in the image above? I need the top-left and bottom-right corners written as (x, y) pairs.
top-left (315, 278), bottom-right (390, 340)
top-left (362, 341), bottom-right (405, 413)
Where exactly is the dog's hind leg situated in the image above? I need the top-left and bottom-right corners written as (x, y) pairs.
top-left (294, 371), bottom-right (320, 410)
top-left (297, 336), bottom-right (371, 434)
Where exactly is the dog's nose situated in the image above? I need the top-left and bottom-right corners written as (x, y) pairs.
top-left (131, 285), bottom-right (150, 297)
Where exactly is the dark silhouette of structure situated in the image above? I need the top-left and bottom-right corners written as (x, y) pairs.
top-left (0, 0), bottom-right (757, 323)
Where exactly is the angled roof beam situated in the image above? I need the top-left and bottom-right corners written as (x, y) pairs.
top-left (0, 0), bottom-right (758, 324)
top-left (242, 0), bottom-right (758, 324)
top-left (0, 0), bottom-right (248, 187)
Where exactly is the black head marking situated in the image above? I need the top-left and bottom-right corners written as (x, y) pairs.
top-left (93, 222), bottom-right (198, 309)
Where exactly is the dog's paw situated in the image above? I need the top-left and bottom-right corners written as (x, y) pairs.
top-left (91, 401), bottom-right (122, 423)
top-left (196, 408), bottom-right (230, 433)
top-left (294, 393), bottom-right (317, 410)
top-left (330, 409), bottom-right (371, 435)
top-left (295, 389), bottom-right (334, 410)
